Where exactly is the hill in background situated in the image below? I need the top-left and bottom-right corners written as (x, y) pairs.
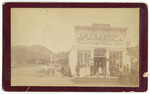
top-left (11, 45), bottom-right (69, 67)
top-left (11, 45), bottom-right (52, 64)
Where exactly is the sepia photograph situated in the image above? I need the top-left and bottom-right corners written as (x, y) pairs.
top-left (10, 7), bottom-right (140, 87)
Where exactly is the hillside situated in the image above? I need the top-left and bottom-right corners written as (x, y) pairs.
top-left (52, 51), bottom-right (69, 66)
top-left (11, 45), bottom-right (52, 64)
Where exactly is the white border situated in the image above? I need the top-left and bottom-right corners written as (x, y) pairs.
top-left (0, 0), bottom-right (149, 94)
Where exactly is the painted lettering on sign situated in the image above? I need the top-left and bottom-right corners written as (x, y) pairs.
top-left (76, 33), bottom-right (122, 45)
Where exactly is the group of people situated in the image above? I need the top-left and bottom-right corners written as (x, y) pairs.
top-left (44, 60), bottom-right (139, 86)
top-left (75, 61), bottom-right (138, 86)
top-left (45, 63), bottom-right (72, 78)
top-left (75, 60), bottom-right (105, 77)
top-left (75, 60), bottom-right (94, 77)
top-left (45, 63), bottom-right (55, 76)
top-left (60, 65), bottom-right (72, 78)
top-left (118, 63), bottom-right (139, 85)
top-left (117, 64), bottom-right (130, 84)
top-left (109, 64), bottom-right (130, 77)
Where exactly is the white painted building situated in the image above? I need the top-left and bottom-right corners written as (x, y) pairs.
top-left (69, 23), bottom-right (130, 77)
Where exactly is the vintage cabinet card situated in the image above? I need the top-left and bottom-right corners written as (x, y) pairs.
top-left (3, 3), bottom-right (148, 92)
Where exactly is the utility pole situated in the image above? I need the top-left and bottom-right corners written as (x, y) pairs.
top-left (51, 52), bottom-right (53, 64)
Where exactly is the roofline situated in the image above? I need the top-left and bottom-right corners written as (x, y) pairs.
top-left (68, 45), bottom-right (75, 55)
top-left (75, 25), bottom-right (128, 31)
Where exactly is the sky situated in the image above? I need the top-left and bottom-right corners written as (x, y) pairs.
top-left (11, 8), bottom-right (139, 52)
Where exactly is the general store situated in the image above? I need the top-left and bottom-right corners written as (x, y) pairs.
top-left (69, 23), bottom-right (130, 77)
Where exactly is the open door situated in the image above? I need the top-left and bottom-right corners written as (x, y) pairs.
top-left (94, 48), bottom-right (106, 75)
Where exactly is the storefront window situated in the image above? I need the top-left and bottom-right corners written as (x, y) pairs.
top-left (77, 50), bottom-right (91, 67)
top-left (109, 51), bottom-right (123, 67)
top-left (109, 51), bottom-right (123, 76)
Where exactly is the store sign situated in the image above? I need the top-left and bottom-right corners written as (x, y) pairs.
top-left (76, 31), bottom-right (126, 46)
top-left (78, 33), bottom-right (121, 41)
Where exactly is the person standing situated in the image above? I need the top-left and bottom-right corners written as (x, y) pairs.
top-left (76, 65), bottom-right (80, 77)
top-left (118, 66), bottom-right (123, 84)
top-left (68, 65), bottom-right (72, 78)
top-left (126, 64), bottom-right (129, 72)
top-left (44, 63), bottom-right (49, 76)
top-left (60, 65), bottom-right (65, 78)
top-left (129, 62), bottom-right (135, 85)
top-left (98, 66), bottom-right (102, 74)
top-left (65, 64), bottom-right (72, 77)
top-left (109, 65), bottom-right (113, 76)
top-left (90, 59), bottom-right (94, 76)
top-left (116, 64), bottom-right (119, 76)
top-left (64, 65), bottom-right (69, 77)
top-left (47, 63), bottom-right (52, 76)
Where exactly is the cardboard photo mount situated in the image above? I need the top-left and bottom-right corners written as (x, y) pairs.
top-left (3, 3), bottom-right (148, 92)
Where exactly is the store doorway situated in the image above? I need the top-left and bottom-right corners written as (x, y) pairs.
top-left (94, 57), bottom-right (106, 75)
top-left (94, 48), bottom-right (106, 75)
